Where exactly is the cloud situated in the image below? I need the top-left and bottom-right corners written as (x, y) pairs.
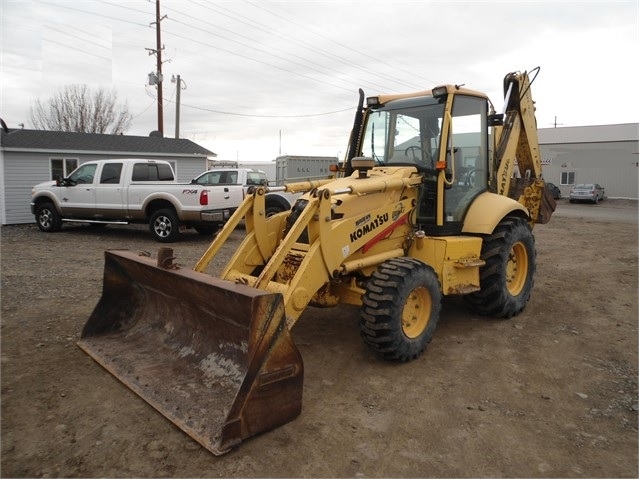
top-left (1, 0), bottom-right (637, 162)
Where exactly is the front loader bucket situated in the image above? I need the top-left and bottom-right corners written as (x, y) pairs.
top-left (77, 250), bottom-right (303, 455)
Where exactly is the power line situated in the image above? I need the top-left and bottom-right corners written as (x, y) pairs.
top-left (189, 0), bottom-right (424, 92)
top-left (162, 28), bottom-right (360, 94)
top-left (166, 16), bottom-right (389, 94)
top-left (95, 0), bottom-right (151, 17)
top-left (33, 0), bottom-right (150, 28)
top-left (42, 38), bottom-right (112, 62)
top-left (161, 95), bottom-right (354, 118)
top-left (245, 0), bottom-right (443, 89)
top-left (43, 25), bottom-right (111, 52)
top-left (176, 0), bottom-right (400, 93)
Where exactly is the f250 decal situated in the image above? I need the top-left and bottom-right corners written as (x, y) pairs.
top-left (181, 189), bottom-right (199, 195)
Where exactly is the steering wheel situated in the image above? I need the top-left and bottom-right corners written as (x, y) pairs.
top-left (464, 168), bottom-right (477, 187)
top-left (405, 146), bottom-right (422, 161)
top-left (405, 146), bottom-right (434, 169)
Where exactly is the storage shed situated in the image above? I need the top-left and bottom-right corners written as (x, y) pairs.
top-left (274, 155), bottom-right (337, 185)
top-left (0, 128), bottom-right (215, 225)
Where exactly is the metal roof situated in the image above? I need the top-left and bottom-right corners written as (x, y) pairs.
top-left (538, 123), bottom-right (639, 145)
top-left (0, 128), bottom-right (215, 157)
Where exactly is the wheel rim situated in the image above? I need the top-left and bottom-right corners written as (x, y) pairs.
top-left (506, 241), bottom-right (528, 296)
top-left (401, 286), bottom-right (432, 339)
top-left (154, 216), bottom-right (171, 238)
top-left (39, 209), bottom-right (52, 228)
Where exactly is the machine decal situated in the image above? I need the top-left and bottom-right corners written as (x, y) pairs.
top-left (362, 213), bottom-right (409, 254)
top-left (355, 213), bottom-right (371, 227)
top-left (350, 213), bottom-right (389, 242)
top-left (392, 203), bottom-right (405, 222)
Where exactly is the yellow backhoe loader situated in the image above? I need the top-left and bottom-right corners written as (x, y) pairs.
top-left (78, 68), bottom-right (555, 454)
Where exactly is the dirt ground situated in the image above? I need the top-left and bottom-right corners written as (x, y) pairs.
top-left (1, 199), bottom-right (637, 478)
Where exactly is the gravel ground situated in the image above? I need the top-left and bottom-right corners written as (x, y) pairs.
top-left (1, 199), bottom-right (637, 478)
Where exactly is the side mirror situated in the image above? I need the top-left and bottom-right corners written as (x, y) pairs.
top-left (488, 113), bottom-right (504, 126)
top-left (56, 176), bottom-right (72, 187)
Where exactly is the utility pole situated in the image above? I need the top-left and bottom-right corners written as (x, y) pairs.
top-left (175, 75), bottom-right (180, 138)
top-left (146, 0), bottom-right (167, 135)
top-left (172, 75), bottom-right (185, 139)
top-left (155, 0), bottom-right (165, 135)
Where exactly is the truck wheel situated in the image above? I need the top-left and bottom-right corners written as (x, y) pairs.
top-left (150, 208), bottom-right (180, 243)
top-left (465, 216), bottom-right (536, 318)
top-left (359, 257), bottom-right (441, 362)
top-left (35, 202), bottom-right (62, 232)
top-left (265, 204), bottom-right (286, 217)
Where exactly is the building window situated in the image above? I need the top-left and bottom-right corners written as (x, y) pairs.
top-left (51, 158), bottom-right (78, 180)
top-left (560, 171), bottom-right (575, 186)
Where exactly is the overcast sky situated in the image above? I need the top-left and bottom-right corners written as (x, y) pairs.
top-left (1, 0), bottom-right (638, 163)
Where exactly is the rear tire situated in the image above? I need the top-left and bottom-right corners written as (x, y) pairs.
top-left (359, 258), bottom-right (441, 362)
top-left (35, 202), bottom-right (62, 232)
top-left (465, 216), bottom-right (536, 318)
top-left (149, 208), bottom-right (180, 243)
top-left (265, 204), bottom-right (286, 217)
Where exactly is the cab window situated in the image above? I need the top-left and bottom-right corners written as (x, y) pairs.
top-left (100, 163), bottom-right (123, 184)
top-left (246, 171), bottom-right (267, 186)
top-left (68, 163), bottom-right (97, 184)
top-left (132, 163), bottom-right (174, 181)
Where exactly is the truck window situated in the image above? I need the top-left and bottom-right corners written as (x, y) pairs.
top-left (100, 163), bottom-right (123, 184)
top-left (157, 163), bottom-right (174, 181)
top-left (193, 171), bottom-right (221, 185)
top-left (132, 163), bottom-right (175, 181)
top-left (226, 171), bottom-right (238, 185)
top-left (68, 163), bottom-right (97, 184)
top-left (246, 172), bottom-right (267, 186)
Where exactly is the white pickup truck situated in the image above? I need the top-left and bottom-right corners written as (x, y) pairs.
top-left (30, 159), bottom-right (244, 242)
top-left (191, 168), bottom-right (301, 216)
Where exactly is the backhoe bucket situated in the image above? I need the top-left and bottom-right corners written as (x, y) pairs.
top-left (77, 250), bottom-right (303, 455)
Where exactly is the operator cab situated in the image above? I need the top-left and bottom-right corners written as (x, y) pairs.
top-left (360, 89), bottom-right (489, 235)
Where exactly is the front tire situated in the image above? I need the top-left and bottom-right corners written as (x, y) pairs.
top-left (359, 258), bottom-right (442, 362)
top-left (35, 202), bottom-right (62, 232)
top-left (149, 208), bottom-right (180, 243)
top-left (465, 216), bottom-right (536, 318)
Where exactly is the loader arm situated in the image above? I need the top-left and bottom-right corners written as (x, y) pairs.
top-left (194, 178), bottom-right (334, 272)
top-left (196, 168), bottom-right (422, 329)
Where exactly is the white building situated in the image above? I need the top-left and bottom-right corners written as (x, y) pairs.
top-left (0, 128), bottom-right (215, 225)
top-left (538, 123), bottom-right (638, 199)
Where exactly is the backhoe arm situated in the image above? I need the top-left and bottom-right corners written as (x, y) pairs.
top-left (493, 68), bottom-right (555, 225)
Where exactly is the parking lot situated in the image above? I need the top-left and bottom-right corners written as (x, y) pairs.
top-left (1, 199), bottom-right (637, 477)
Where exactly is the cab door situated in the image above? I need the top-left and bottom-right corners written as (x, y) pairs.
top-left (95, 162), bottom-right (125, 218)
top-left (59, 163), bottom-right (98, 216)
